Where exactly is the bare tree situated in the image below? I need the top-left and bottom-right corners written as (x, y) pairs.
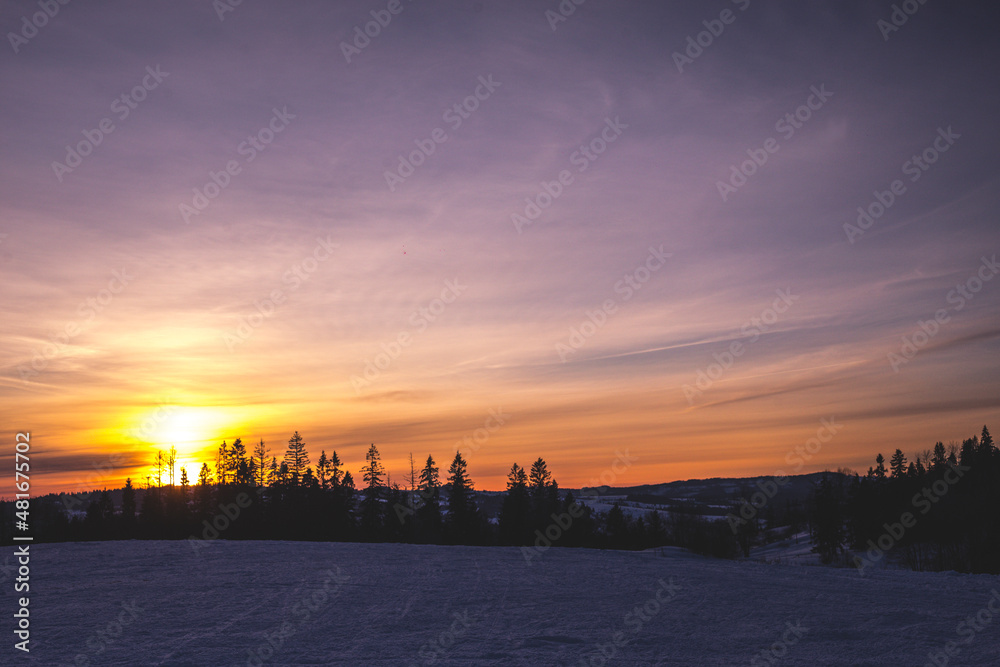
top-left (408, 452), bottom-right (417, 508)
top-left (168, 445), bottom-right (177, 486)
top-left (155, 450), bottom-right (164, 488)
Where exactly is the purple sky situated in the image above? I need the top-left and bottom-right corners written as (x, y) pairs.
top-left (2, 0), bottom-right (998, 493)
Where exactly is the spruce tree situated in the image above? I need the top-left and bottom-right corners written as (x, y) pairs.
top-left (978, 425), bottom-right (995, 460)
top-left (932, 442), bottom-right (947, 470)
top-left (360, 444), bottom-right (385, 536)
top-left (499, 463), bottom-right (529, 544)
top-left (253, 439), bottom-right (270, 488)
top-left (416, 455), bottom-right (441, 538)
top-left (329, 451), bottom-right (343, 488)
top-left (283, 432), bottom-right (310, 484)
top-left (529, 457), bottom-right (552, 497)
top-left (889, 449), bottom-right (907, 478)
top-left (317, 451), bottom-right (330, 489)
top-left (446, 452), bottom-right (478, 542)
top-left (215, 441), bottom-right (229, 486)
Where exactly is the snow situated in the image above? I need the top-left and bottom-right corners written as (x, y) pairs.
top-left (748, 531), bottom-right (822, 566)
top-left (15, 540), bottom-right (1000, 665)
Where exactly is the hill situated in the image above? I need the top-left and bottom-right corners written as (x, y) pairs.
top-left (19, 539), bottom-right (1000, 665)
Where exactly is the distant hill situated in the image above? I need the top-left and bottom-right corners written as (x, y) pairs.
top-left (574, 471), bottom-right (847, 518)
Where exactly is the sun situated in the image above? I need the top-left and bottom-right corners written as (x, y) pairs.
top-left (129, 405), bottom-right (234, 465)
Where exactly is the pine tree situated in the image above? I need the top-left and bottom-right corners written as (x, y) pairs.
top-left (267, 456), bottom-right (278, 487)
top-left (889, 449), bottom-right (907, 478)
top-left (253, 439), bottom-right (270, 488)
top-left (215, 441), bottom-right (230, 485)
top-left (329, 451), bottom-right (343, 488)
top-left (873, 453), bottom-right (887, 480)
top-left (447, 452), bottom-right (478, 542)
top-left (978, 425), bottom-right (995, 460)
top-left (499, 463), bottom-right (530, 544)
top-left (227, 438), bottom-right (253, 487)
top-left (317, 451), bottom-right (330, 489)
top-left (528, 457), bottom-right (558, 527)
top-left (931, 442), bottom-right (947, 470)
top-left (529, 457), bottom-right (552, 497)
top-left (361, 444), bottom-right (385, 536)
top-left (283, 432), bottom-right (310, 484)
top-left (416, 455), bottom-right (441, 537)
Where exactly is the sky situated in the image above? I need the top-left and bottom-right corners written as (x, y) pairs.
top-left (1, 0), bottom-right (999, 496)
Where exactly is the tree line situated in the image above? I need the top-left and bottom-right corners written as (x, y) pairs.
top-left (6, 431), bottom-right (719, 554)
top-left (806, 425), bottom-right (999, 573)
top-left (9, 425), bottom-right (994, 573)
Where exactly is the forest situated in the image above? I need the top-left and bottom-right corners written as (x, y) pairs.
top-left (4, 425), bottom-right (997, 574)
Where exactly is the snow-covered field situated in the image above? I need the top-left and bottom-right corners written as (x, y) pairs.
top-left (13, 540), bottom-right (1000, 665)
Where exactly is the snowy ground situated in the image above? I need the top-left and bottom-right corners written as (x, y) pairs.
top-left (9, 540), bottom-right (1000, 665)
